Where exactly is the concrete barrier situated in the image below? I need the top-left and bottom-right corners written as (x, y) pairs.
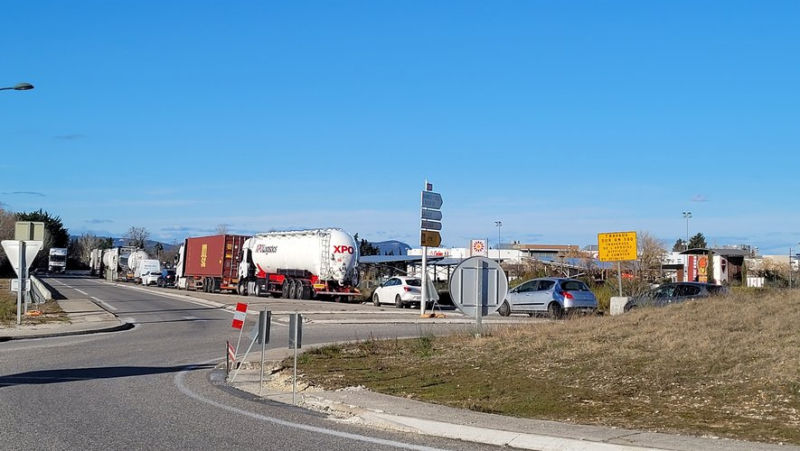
top-left (609, 296), bottom-right (631, 316)
top-left (30, 276), bottom-right (52, 303)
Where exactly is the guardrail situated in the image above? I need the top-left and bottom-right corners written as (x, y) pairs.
top-left (29, 276), bottom-right (52, 304)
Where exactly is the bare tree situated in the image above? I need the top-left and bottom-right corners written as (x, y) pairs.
top-left (124, 226), bottom-right (150, 249)
top-left (72, 233), bottom-right (108, 265)
top-left (0, 203), bottom-right (15, 270)
top-left (635, 230), bottom-right (666, 283)
top-left (215, 224), bottom-right (229, 235)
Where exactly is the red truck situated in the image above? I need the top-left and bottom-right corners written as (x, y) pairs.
top-left (175, 234), bottom-right (249, 293)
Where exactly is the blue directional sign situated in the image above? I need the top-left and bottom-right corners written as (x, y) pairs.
top-left (421, 208), bottom-right (442, 221)
top-left (421, 220), bottom-right (442, 231)
top-left (421, 191), bottom-right (443, 210)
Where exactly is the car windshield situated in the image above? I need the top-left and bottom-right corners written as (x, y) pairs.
top-left (405, 279), bottom-right (422, 287)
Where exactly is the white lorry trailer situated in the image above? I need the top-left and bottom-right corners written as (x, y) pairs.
top-left (238, 228), bottom-right (360, 301)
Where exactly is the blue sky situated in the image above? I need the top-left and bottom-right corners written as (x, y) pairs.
top-left (2, 1), bottom-right (799, 255)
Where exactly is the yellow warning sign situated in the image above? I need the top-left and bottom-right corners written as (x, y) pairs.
top-left (597, 231), bottom-right (638, 262)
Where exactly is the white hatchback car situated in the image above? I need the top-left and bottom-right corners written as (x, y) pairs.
top-left (141, 271), bottom-right (161, 286)
top-left (372, 276), bottom-right (438, 308)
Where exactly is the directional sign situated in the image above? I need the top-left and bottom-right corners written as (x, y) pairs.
top-left (597, 231), bottom-right (638, 262)
top-left (421, 220), bottom-right (442, 231)
top-left (421, 208), bottom-right (442, 221)
top-left (421, 191), bottom-right (443, 210)
top-left (420, 230), bottom-right (441, 247)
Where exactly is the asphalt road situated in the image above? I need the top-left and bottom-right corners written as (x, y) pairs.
top-left (0, 276), bottom-right (500, 451)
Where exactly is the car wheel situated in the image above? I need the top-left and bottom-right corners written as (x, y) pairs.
top-left (373, 292), bottom-right (381, 306)
top-left (395, 294), bottom-right (403, 308)
top-left (498, 301), bottom-right (511, 317)
top-left (548, 302), bottom-right (563, 319)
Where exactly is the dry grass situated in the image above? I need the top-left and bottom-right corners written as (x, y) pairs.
top-left (0, 278), bottom-right (67, 325)
top-left (297, 289), bottom-right (800, 445)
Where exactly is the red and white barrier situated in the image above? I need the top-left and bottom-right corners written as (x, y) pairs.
top-left (231, 302), bottom-right (247, 329)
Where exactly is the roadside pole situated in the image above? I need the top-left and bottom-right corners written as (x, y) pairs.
top-left (617, 261), bottom-right (623, 297)
top-left (421, 246), bottom-right (427, 316)
top-left (17, 240), bottom-right (24, 325)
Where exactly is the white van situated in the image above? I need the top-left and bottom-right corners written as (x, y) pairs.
top-left (135, 259), bottom-right (162, 285)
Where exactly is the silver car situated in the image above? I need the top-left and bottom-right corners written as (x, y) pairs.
top-left (499, 277), bottom-right (598, 318)
top-left (623, 282), bottom-right (728, 312)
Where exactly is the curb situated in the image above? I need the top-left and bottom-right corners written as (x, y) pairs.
top-left (0, 321), bottom-right (135, 342)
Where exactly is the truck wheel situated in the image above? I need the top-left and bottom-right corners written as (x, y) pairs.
top-left (301, 284), bottom-right (312, 300)
top-left (281, 281), bottom-right (290, 299)
top-left (287, 280), bottom-right (297, 299)
top-left (395, 295), bottom-right (403, 308)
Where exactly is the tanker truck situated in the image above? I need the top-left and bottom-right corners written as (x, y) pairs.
top-left (89, 248), bottom-right (105, 276)
top-left (175, 234), bottom-right (248, 292)
top-left (238, 228), bottom-right (360, 301)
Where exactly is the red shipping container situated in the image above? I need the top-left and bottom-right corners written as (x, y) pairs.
top-left (184, 235), bottom-right (249, 278)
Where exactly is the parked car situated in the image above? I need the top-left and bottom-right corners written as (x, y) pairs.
top-left (372, 276), bottom-right (438, 308)
top-left (623, 282), bottom-right (729, 312)
top-left (157, 269), bottom-right (176, 288)
top-left (141, 270), bottom-right (161, 286)
top-left (499, 277), bottom-right (598, 318)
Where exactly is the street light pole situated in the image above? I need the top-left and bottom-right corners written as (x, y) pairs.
top-left (682, 212), bottom-right (692, 250)
top-left (495, 221), bottom-right (502, 263)
top-left (0, 82), bottom-right (34, 92)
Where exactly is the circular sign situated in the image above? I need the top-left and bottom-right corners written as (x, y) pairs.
top-left (448, 257), bottom-right (508, 317)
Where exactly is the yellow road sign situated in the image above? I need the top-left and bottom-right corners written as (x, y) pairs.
top-left (420, 230), bottom-right (441, 247)
top-left (597, 231), bottom-right (637, 262)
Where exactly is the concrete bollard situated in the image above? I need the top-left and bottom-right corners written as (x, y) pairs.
top-left (609, 296), bottom-right (631, 316)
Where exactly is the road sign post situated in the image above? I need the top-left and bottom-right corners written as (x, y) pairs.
top-left (597, 231), bottom-right (638, 296)
top-left (2, 239), bottom-right (43, 325)
top-left (289, 313), bottom-right (303, 404)
top-left (419, 181), bottom-right (443, 317)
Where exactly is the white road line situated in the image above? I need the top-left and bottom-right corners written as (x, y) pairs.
top-left (174, 361), bottom-right (448, 451)
top-left (75, 289), bottom-right (88, 295)
top-left (91, 296), bottom-right (118, 311)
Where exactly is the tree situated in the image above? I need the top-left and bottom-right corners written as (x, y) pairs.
top-left (636, 231), bottom-right (667, 282)
top-left (69, 233), bottom-right (114, 268)
top-left (215, 224), bottom-right (229, 235)
top-left (688, 233), bottom-right (707, 250)
top-left (15, 209), bottom-right (70, 248)
top-left (672, 239), bottom-right (686, 252)
top-left (15, 209), bottom-right (70, 269)
top-left (353, 233), bottom-right (380, 257)
top-left (0, 203), bottom-right (16, 274)
top-left (124, 226), bottom-right (149, 249)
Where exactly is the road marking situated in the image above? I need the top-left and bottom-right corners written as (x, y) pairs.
top-left (174, 361), bottom-right (448, 451)
top-left (91, 296), bottom-right (117, 311)
top-left (75, 289), bottom-right (88, 295)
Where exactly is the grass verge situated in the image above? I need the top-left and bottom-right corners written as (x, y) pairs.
top-left (295, 289), bottom-right (800, 445)
top-left (0, 279), bottom-right (67, 325)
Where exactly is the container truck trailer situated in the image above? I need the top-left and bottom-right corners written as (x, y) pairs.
top-left (238, 228), bottom-right (360, 301)
top-left (175, 234), bottom-right (248, 292)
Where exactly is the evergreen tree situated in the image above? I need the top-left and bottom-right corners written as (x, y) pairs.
top-left (672, 239), bottom-right (686, 252)
top-left (688, 233), bottom-right (708, 249)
